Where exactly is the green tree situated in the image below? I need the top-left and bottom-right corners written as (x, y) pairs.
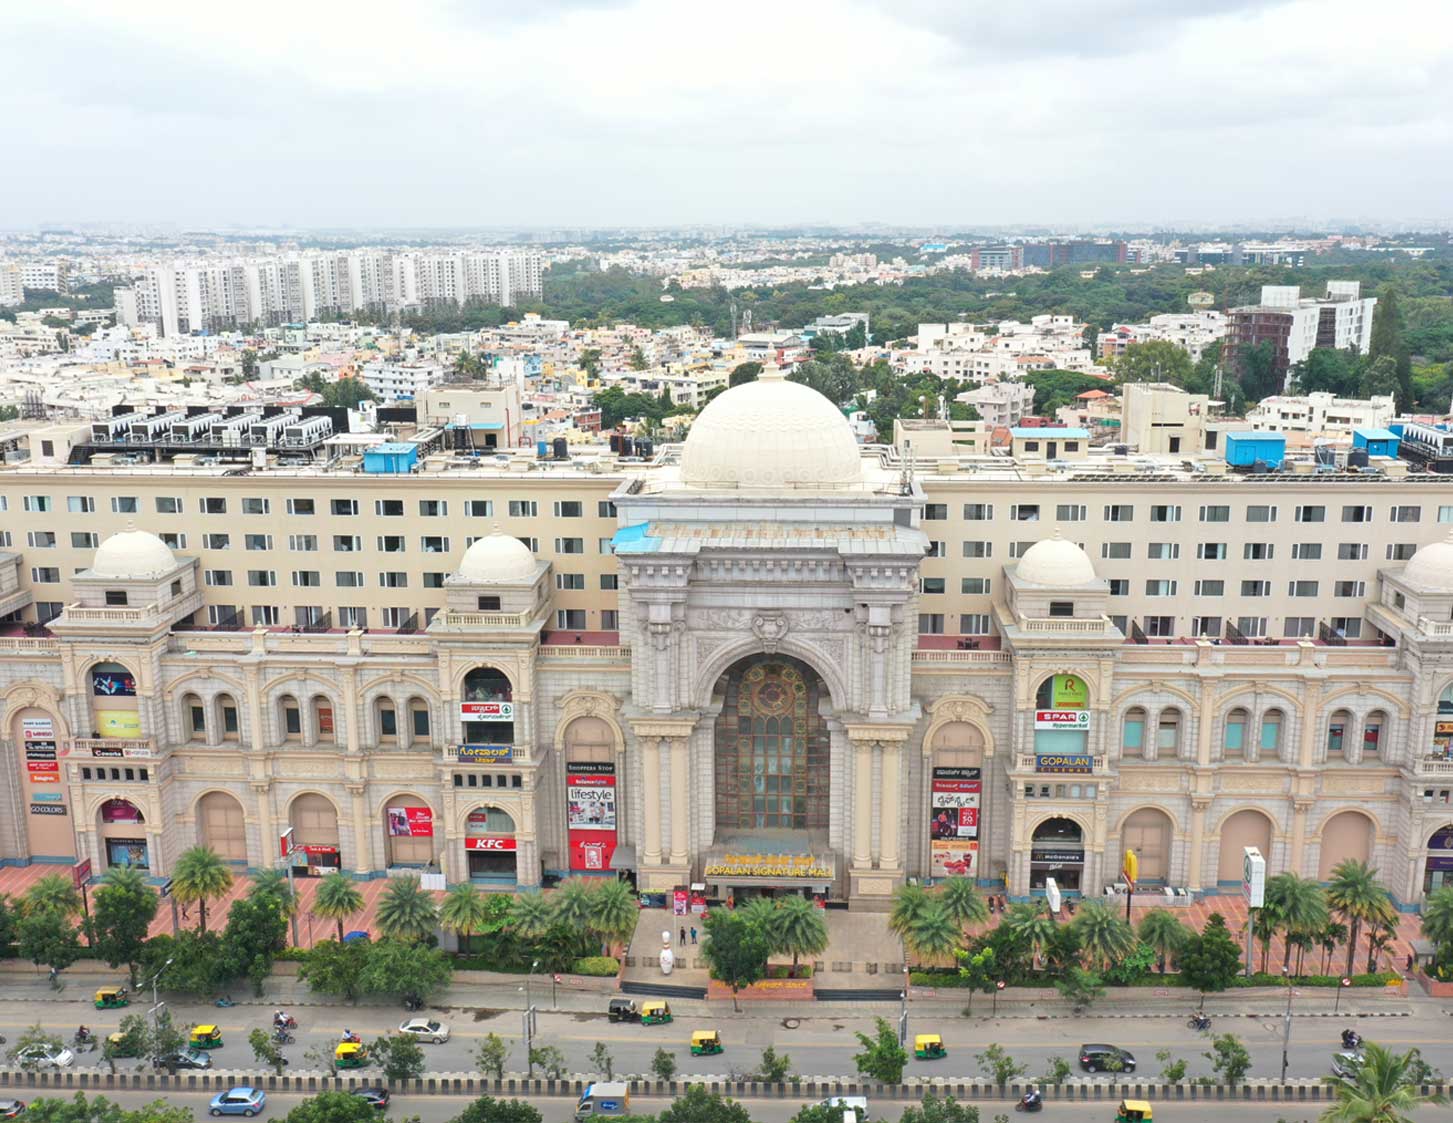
top-left (509, 891), bottom-right (555, 940)
top-left (1039, 1056), bottom-right (1073, 1086)
top-left (139, 930), bottom-right (225, 995)
top-left (13, 1092), bottom-right (194, 1123)
top-left (1294, 347), bottom-right (1364, 397)
top-left (1024, 369), bottom-right (1112, 414)
top-left (701, 910), bottom-right (769, 1012)
top-left (249, 867), bottom-right (298, 917)
top-left (375, 875), bottom-right (439, 942)
top-left (897, 1093), bottom-right (983, 1123)
top-left (550, 878), bottom-right (597, 934)
top-left (757, 1045), bottom-right (792, 1082)
top-left (790, 352), bottom-right (861, 407)
top-left (298, 372), bottom-right (379, 409)
top-left (1264, 872), bottom-right (1329, 975)
top-left (8, 1023), bottom-right (66, 1068)
top-left (1368, 285), bottom-right (1414, 411)
top-left (475, 1032), bottom-right (510, 1080)
top-left (372, 1032), bottom-right (427, 1083)
top-left (170, 845), bottom-right (234, 934)
top-left (1003, 901), bottom-right (1055, 969)
top-left (629, 346), bottom-right (649, 371)
top-left (853, 1016), bottom-right (908, 1083)
top-left (241, 349), bottom-right (259, 377)
top-left (589, 1040), bottom-right (614, 1080)
top-left (1156, 1049), bottom-right (1188, 1083)
top-left (580, 349), bottom-right (602, 379)
top-left (589, 879), bottom-right (640, 954)
top-left (939, 878), bottom-right (989, 929)
top-left (773, 894), bottom-right (829, 974)
top-left (16, 908), bottom-right (81, 976)
top-left (1179, 912), bottom-right (1242, 1007)
top-left (528, 1043), bottom-right (566, 1079)
top-left (450, 1097), bottom-right (544, 1123)
top-left (1204, 1033), bottom-right (1252, 1087)
top-left (441, 882), bottom-right (492, 954)
top-left (299, 938), bottom-right (369, 1002)
top-left (24, 873), bottom-right (82, 918)
top-left (1235, 339), bottom-right (1281, 402)
top-left (1069, 900), bottom-right (1136, 971)
top-left (651, 1047), bottom-right (677, 1081)
top-left (903, 900), bottom-right (962, 966)
top-left (656, 1086), bottom-right (754, 1123)
top-left (956, 945), bottom-right (999, 1015)
top-left (281, 1090), bottom-right (383, 1123)
top-left (1138, 908), bottom-right (1191, 973)
top-left (1328, 860), bottom-right (1392, 979)
top-left (358, 938), bottom-right (452, 1006)
top-left (1420, 886), bottom-right (1453, 969)
top-left (145, 1009), bottom-right (187, 1068)
top-left (1115, 339), bottom-right (1194, 386)
top-left (1359, 355), bottom-right (1401, 400)
top-left (85, 866), bottom-right (157, 987)
top-left (103, 1013), bottom-right (149, 1072)
top-left (1054, 966), bottom-right (1105, 1012)
top-left (1320, 920), bottom-right (1350, 975)
top-left (0, 893), bottom-right (13, 949)
top-left (790, 1105), bottom-right (853, 1123)
top-left (220, 887), bottom-right (290, 995)
top-left (312, 873), bottom-right (365, 943)
top-left (729, 361), bottom-right (762, 386)
top-left (248, 1027), bottom-right (288, 1075)
top-left (0, 404), bottom-right (19, 423)
top-left (975, 1042), bottom-right (1027, 1087)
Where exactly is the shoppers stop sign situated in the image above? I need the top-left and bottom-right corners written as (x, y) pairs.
top-left (465, 836), bottom-right (517, 851)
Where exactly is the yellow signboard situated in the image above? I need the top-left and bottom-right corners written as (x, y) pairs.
top-left (96, 710), bottom-right (142, 738)
top-left (1052, 674), bottom-right (1088, 709)
top-left (703, 853), bottom-right (833, 880)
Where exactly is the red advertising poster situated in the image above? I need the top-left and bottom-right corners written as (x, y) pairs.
top-left (465, 836), bottom-right (518, 852)
top-left (317, 707), bottom-right (334, 735)
top-left (672, 887), bottom-right (688, 916)
top-left (386, 806), bottom-right (434, 837)
top-left (26, 761), bottom-right (60, 772)
top-left (567, 762), bottom-right (617, 871)
top-left (29, 773), bottom-right (60, 783)
top-left (930, 767), bottom-right (981, 879)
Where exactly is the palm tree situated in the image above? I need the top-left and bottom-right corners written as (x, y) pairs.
top-left (1265, 872), bottom-right (1329, 976)
top-left (588, 880), bottom-right (640, 955)
top-left (24, 873), bottom-right (81, 917)
top-left (248, 868), bottom-right (297, 919)
top-left (1069, 900), bottom-right (1136, 972)
top-left (1328, 860), bottom-right (1393, 979)
top-left (1420, 887), bottom-right (1453, 970)
top-left (509, 891), bottom-right (554, 940)
top-left (440, 883), bottom-right (491, 954)
top-left (550, 879), bottom-right (597, 933)
top-left (1321, 1041), bottom-right (1448, 1122)
top-left (1320, 920), bottom-right (1349, 975)
top-left (1138, 908), bottom-right (1191, 974)
top-left (773, 895), bottom-right (829, 976)
top-left (903, 900), bottom-right (961, 966)
top-left (1366, 904), bottom-right (1399, 975)
top-left (1253, 898), bottom-right (1285, 975)
top-left (887, 882), bottom-right (932, 941)
top-left (939, 877), bottom-right (990, 930)
top-left (170, 846), bottom-right (234, 934)
top-left (312, 872), bottom-right (364, 943)
top-left (375, 876), bottom-right (438, 942)
top-left (1003, 901), bottom-right (1056, 970)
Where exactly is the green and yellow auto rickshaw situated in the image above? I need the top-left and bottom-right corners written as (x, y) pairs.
top-left (189, 1025), bottom-right (224, 1050)
top-left (335, 1041), bottom-right (369, 1069)
top-left (641, 1000), bottom-right (672, 1025)
top-left (690, 1030), bottom-right (723, 1056)
top-left (94, 987), bottom-right (129, 1010)
top-left (914, 1034), bottom-right (947, 1060)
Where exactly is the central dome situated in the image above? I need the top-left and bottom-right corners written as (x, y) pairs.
top-left (681, 367), bottom-right (862, 488)
top-left (91, 525), bottom-right (178, 580)
top-left (1402, 530), bottom-right (1453, 593)
top-left (1015, 531), bottom-right (1098, 587)
top-left (457, 530), bottom-right (537, 584)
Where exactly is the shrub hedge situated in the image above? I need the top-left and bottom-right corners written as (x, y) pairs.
top-left (571, 956), bottom-right (621, 977)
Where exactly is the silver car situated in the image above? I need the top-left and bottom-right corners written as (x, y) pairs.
top-left (397, 1017), bottom-right (450, 1043)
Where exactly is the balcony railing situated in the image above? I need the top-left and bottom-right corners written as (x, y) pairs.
top-left (435, 610), bottom-right (533, 628)
top-left (1017, 615), bottom-right (1110, 635)
top-left (1418, 757), bottom-right (1453, 776)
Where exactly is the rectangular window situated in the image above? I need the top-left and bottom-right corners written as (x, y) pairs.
top-left (150, 495), bottom-right (181, 514)
top-left (1292, 543), bottom-right (1322, 560)
top-left (465, 500), bottom-right (493, 517)
top-left (338, 606), bottom-right (367, 628)
top-left (518, 536), bottom-right (538, 552)
top-left (1386, 543), bottom-right (1417, 561)
top-left (557, 573), bottom-right (586, 590)
top-left (423, 572), bottom-right (446, 588)
top-left (244, 534), bottom-right (272, 551)
top-left (1010, 503), bottom-right (1040, 521)
top-left (962, 503), bottom-right (993, 520)
top-left (1244, 543), bottom-right (1274, 560)
top-left (508, 500), bottom-right (537, 517)
top-left (287, 498), bottom-right (315, 516)
top-left (1295, 505), bottom-right (1325, 523)
top-left (24, 496), bottom-right (52, 513)
top-left (917, 613), bottom-right (945, 634)
top-left (1101, 542), bottom-right (1132, 559)
top-left (962, 541), bottom-right (991, 558)
top-left (421, 536), bottom-right (449, 553)
top-left (379, 571), bottom-right (409, 588)
top-left (601, 574), bottom-right (619, 590)
top-left (961, 577), bottom-right (991, 594)
top-left (1330, 617), bottom-right (1363, 638)
top-left (1338, 543), bottom-right (1368, 561)
top-left (1440, 505), bottom-right (1453, 523)
top-left (68, 496), bottom-right (96, 514)
top-left (1049, 601), bottom-right (1074, 617)
top-left (555, 537), bottom-right (584, 554)
top-left (1108, 579), bottom-right (1129, 595)
top-left (921, 577), bottom-right (946, 594)
top-left (1197, 543), bottom-right (1227, 560)
top-left (27, 531), bottom-right (56, 548)
top-left (600, 609), bottom-right (619, 629)
top-left (333, 535), bottom-right (362, 552)
top-left (159, 532), bottom-right (186, 549)
top-left (1145, 579), bottom-right (1177, 596)
top-left (200, 497), bottom-right (226, 514)
top-left (553, 500), bottom-right (584, 518)
top-left (292, 571), bottom-right (321, 587)
top-left (204, 570), bottom-right (232, 587)
top-left (557, 608), bottom-right (587, 629)
top-left (335, 571), bottom-right (364, 587)
top-left (1056, 503), bottom-right (1086, 522)
top-left (924, 503), bottom-right (948, 520)
top-left (1241, 580), bottom-right (1270, 596)
top-left (1191, 615), bottom-right (1221, 637)
top-left (1147, 542), bottom-right (1179, 560)
top-left (289, 534), bottom-right (317, 552)
top-left (1195, 579), bottom-right (1224, 596)
top-left (1149, 504), bottom-right (1181, 523)
top-left (1104, 504), bottom-right (1134, 522)
top-left (960, 613), bottom-right (992, 634)
top-left (1246, 505), bottom-right (1277, 523)
top-left (1287, 580), bottom-right (1319, 597)
top-left (111, 496), bottom-right (139, 514)
top-left (241, 497), bottom-right (269, 515)
top-left (251, 605), bottom-right (280, 626)
top-left (31, 567), bottom-right (60, 583)
top-left (1283, 617), bottom-right (1316, 638)
top-left (378, 536), bottom-right (406, 553)
top-left (247, 570), bottom-right (276, 587)
top-left (419, 499), bottom-right (447, 517)
top-left (207, 604), bottom-right (239, 626)
top-left (1334, 580), bottom-right (1366, 597)
top-left (1237, 616), bottom-right (1268, 638)
top-left (599, 537), bottom-right (615, 554)
top-left (1143, 615), bottom-right (1175, 637)
top-left (375, 499), bottom-right (405, 517)
top-left (70, 531), bottom-right (99, 549)
top-left (1391, 505), bottom-right (1421, 523)
top-left (202, 533), bottom-right (230, 550)
top-left (1008, 541), bottom-right (1036, 558)
top-left (331, 499), bottom-right (358, 516)
top-left (598, 501), bottom-right (617, 518)
top-left (1199, 505), bottom-right (1230, 523)
top-left (1342, 505), bottom-right (1372, 523)
top-left (1123, 715), bottom-right (1144, 752)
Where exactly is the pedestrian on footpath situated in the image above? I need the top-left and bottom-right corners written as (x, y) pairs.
top-left (690, 926), bottom-right (697, 944)
top-left (679, 926), bottom-right (686, 945)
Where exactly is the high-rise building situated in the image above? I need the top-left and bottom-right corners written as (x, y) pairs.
top-left (1224, 283), bottom-right (1376, 389)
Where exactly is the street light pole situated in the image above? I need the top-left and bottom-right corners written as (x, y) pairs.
top-left (1280, 965), bottom-right (1294, 1082)
top-left (148, 957), bottom-right (173, 1064)
top-left (526, 959), bottom-right (539, 1012)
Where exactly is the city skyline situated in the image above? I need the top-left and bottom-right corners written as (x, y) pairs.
top-left (4, 0), bottom-right (1451, 229)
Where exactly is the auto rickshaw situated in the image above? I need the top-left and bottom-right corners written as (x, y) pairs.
top-left (608, 998), bottom-right (640, 1023)
top-left (335, 1042), bottom-right (369, 1069)
top-left (690, 1030), bottom-right (723, 1056)
top-left (106, 1032), bottom-right (141, 1058)
top-left (914, 1034), bottom-right (947, 1060)
top-left (641, 1000), bottom-right (672, 1025)
top-left (94, 987), bottom-right (129, 1010)
top-left (1114, 1101), bottom-right (1152, 1123)
top-left (189, 1025), bottom-right (224, 1050)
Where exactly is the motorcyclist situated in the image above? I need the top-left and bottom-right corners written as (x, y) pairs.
top-left (75, 1025), bottom-right (91, 1042)
top-left (1017, 1088), bottom-right (1043, 1112)
top-left (342, 1028), bottom-right (360, 1044)
top-left (1190, 1010), bottom-right (1211, 1030)
top-left (1342, 1029), bottom-right (1362, 1050)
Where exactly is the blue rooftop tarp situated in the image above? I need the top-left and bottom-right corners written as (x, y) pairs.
top-left (1009, 427), bottom-right (1090, 439)
top-left (611, 522), bottom-right (662, 554)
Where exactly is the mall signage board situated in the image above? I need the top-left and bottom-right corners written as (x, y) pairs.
top-left (460, 701), bottom-right (514, 721)
top-left (1034, 753), bottom-right (1094, 774)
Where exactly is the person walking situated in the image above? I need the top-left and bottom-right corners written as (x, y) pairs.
top-left (690, 926), bottom-right (698, 944)
top-left (679, 926), bottom-right (686, 946)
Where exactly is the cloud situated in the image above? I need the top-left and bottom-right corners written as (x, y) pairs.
top-left (0, 0), bottom-right (1450, 228)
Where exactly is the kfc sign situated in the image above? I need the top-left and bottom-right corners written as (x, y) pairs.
top-left (460, 701), bottom-right (514, 721)
top-left (465, 836), bottom-right (518, 852)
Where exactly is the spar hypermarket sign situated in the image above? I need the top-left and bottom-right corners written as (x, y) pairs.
top-left (1034, 709), bottom-right (1091, 730)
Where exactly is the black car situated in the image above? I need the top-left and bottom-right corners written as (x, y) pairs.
top-left (1078, 1044), bottom-right (1136, 1073)
top-left (353, 1088), bottom-right (390, 1109)
top-left (154, 1049), bottom-right (213, 1071)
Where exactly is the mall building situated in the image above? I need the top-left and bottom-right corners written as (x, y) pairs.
top-left (5, 368), bottom-right (1453, 906)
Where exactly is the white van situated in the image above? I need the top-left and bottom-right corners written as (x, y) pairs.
top-left (575, 1081), bottom-right (631, 1119)
top-left (817, 1096), bottom-right (869, 1120)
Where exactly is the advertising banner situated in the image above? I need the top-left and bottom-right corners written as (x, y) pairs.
top-left (464, 836), bottom-right (517, 851)
top-left (92, 670), bottom-right (137, 697)
top-left (567, 762), bottom-right (618, 872)
top-left (1035, 753), bottom-right (1094, 774)
top-left (1050, 674), bottom-right (1088, 709)
top-left (31, 803), bottom-right (68, 816)
top-left (1243, 846), bottom-right (1267, 908)
top-left (457, 744), bottom-right (513, 764)
top-left (386, 806), bottom-right (434, 837)
top-left (930, 839), bottom-right (979, 878)
top-left (1034, 710), bottom-right (1091, 730)
top-left (96, 710), bottom-right (142, 739)
top-left (460, 701), bottom-right (514, 721)
top-left (22, 717), bottom-right (55, 740)
top-left (672, 887), bottom-right (689, 916)
top-left (930, 767), bottom-right (981, 841)
top-left (317, 707), bottom-right (334, 735)
top-left (29, 773), bottom-right (60, 784)
top-left (26, 761), bottom-right (59, 772)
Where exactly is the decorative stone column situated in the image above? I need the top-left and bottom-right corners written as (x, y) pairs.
top-left (669, 737), bottom-right (690, 867)
top-left (1290, 798), bottom-right (1313, 878)
top-left (641, 740), bottom-right (662, 866)
top-left (630, 717), bottom-right (696, 891)
top-left (879, 742), bottom-right (902, 871)
top-left (1186, 797), bottom-right (1211, 892)
top-left (348, 784), bottom-right (370, 875)
top-left (846, 722), bottom-right (912, 905)
top-left (853, 740), bottom-right (872, 868)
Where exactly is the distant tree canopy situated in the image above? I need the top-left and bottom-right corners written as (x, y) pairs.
top-left (298, 373), bottom-right (378, 409)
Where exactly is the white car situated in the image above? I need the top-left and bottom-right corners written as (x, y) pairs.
top-left (15, 1044), bottom-right (74, 1069)
top-left (397, 1017), bottom-right (450, 1043)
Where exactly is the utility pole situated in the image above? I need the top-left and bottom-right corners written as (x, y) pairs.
top-left (523, 1004), bottom-right (537, 1078)
top-left (148, 957), bottom-right (173, 1065)
top-left (1280, 966), bottom-right (1294, 1082)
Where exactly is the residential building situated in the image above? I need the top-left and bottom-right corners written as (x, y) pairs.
top-left (1225, 283), bottom-right (1377, 389)
top-left (958, 381), bottom-right (1033, 428)
top-left (1098, 311), bottom-right (1227, 363)
top-left (1120, 382), bottom-right (1211, 455)
top-left (359, 357), bottom-right (448, 401)
top-left (0, 264), bottom-right (24, 307)
top-left (18, 260), bottom-right (69, 294)
top-left (1244, 392), bottom-right (1397, 439)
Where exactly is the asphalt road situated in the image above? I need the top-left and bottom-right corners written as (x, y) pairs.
top-left (5, 993), bottom-right (1449, 1085)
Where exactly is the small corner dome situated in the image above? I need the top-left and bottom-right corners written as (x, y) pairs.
top-left (457, 530), bottom-right (537, 583)
top-left (680, 366), bottom-right (862, 488)
top-left (1015, 531), bottom-right (1097, 587)
top-left (91, 525), bottom-right (177, 580)
top-left (1402, 530), bottom-right (1453, 594)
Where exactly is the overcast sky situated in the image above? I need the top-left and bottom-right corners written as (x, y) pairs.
top-left (4, 0), bottom-right (1451, 230)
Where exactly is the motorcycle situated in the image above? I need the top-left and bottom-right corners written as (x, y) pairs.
top-left (1015, 1090), bottom-right (1044, 1113)
top-left (273, 1014), bottom-right (297, 1030)
top-left (1341, 1030), bottom-right (1362, 1051)
top-left (214, 995), bottom-right (235, 1008)
top-left (1188, 1012), bottom-right (1211, 1031)
top-left (273, 1030), bottom-right (295, 1046)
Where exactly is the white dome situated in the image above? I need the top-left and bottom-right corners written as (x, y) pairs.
top-left (681, 367), bottom-right (862, 488)
top-left (91, 525), bottom-right (178, 580)
top-left (457, 530), bottom-right (537, 584)
top-left (1015, 530), bottom-right (1098, 587)
top-left (1402, 530), bottom-right (1453, 594)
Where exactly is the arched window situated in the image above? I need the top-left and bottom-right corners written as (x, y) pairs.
top-left (1122, 707), bottom-right (1147, 757)
top-left (564, 715), bottom-right (614, 762)
top-left (217, 694), bottom-right (240, 741)
top-left (463, 668), bottom-right (513, 703)
top-left (1327, 709), bottom-right (1352, 759)
top-left (1224, 707), bottom-right (1248, 758)
top-left (279, 695), bottom-right (301, 740)
top-left (1157, 709), bottom-right (1183, 757)
top-left (930, 719), bottom-right (985, 767)
top-left (1260, 708), bottom-right (1284, 756)
top-left (182, 693), bottom-right (206, 740)
top-left (468, 806), bottom-right (516, 834)
top-left (312, 697), bottom-right (336, 745)
top-left (407, 698), bottom-right (431, 743)
top-left (376, 699), bottom-right (398, 741)
top-left (1363, 710), bottom-right (1386, 759)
